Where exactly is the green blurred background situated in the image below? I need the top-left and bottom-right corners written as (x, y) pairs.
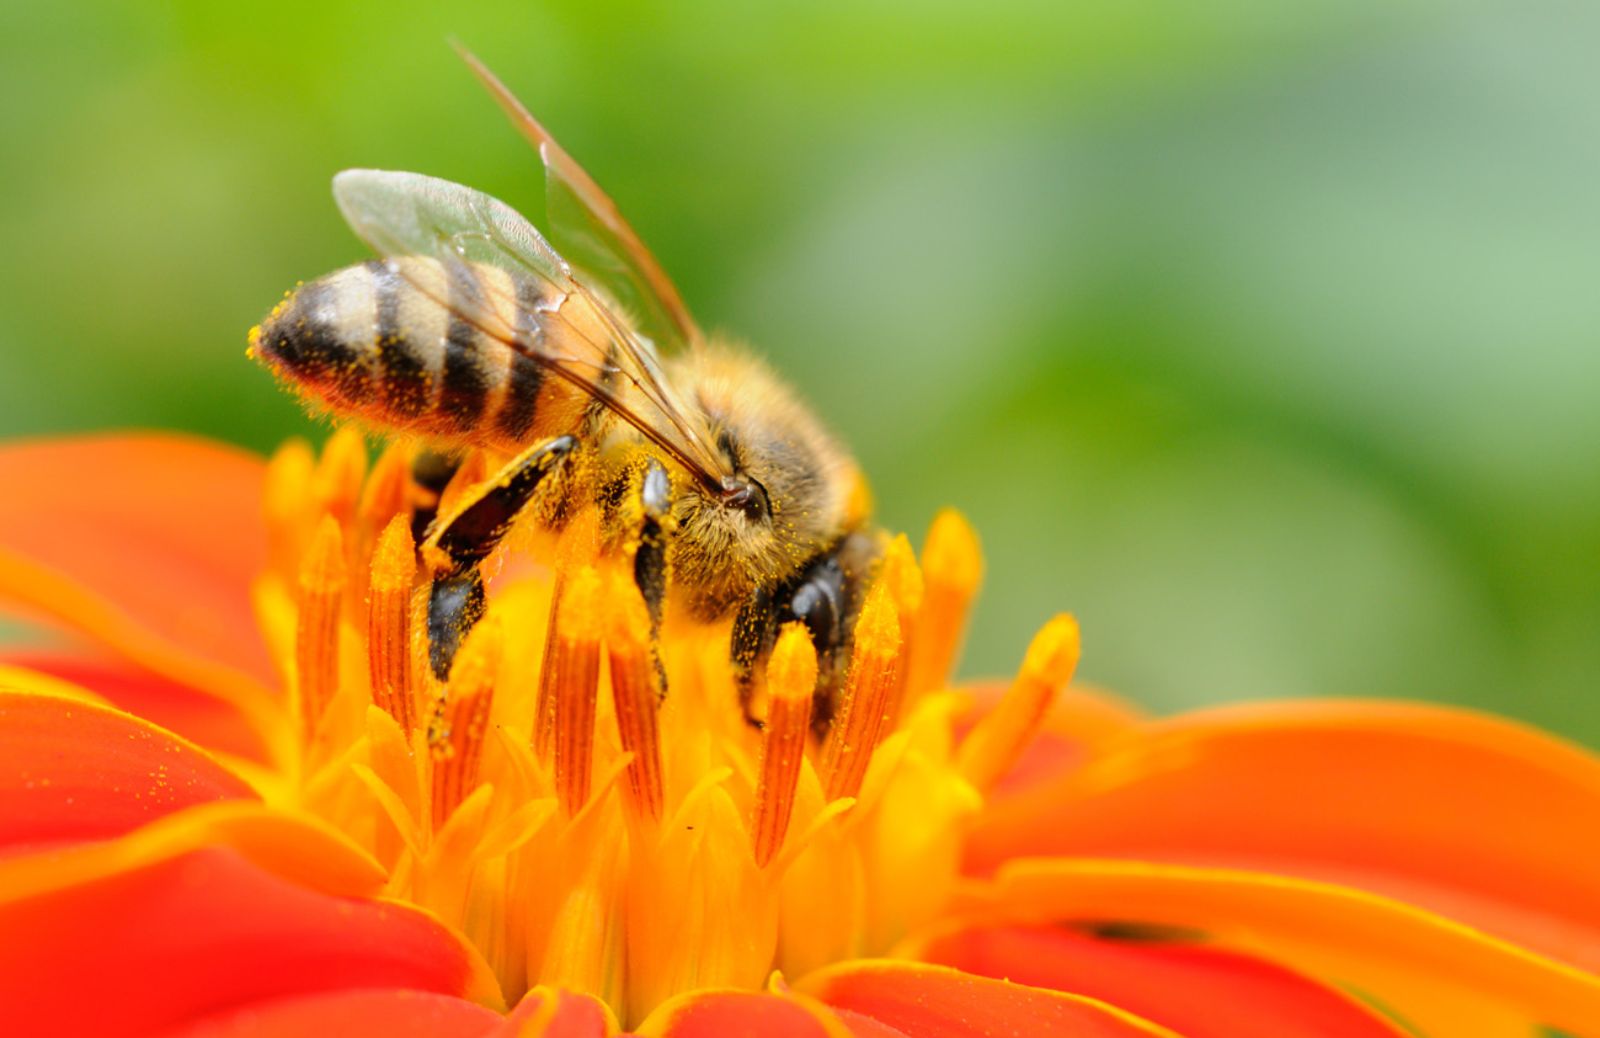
top-left (3, 2), bottom-right (1597, 740)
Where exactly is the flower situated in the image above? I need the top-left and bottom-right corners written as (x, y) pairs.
top-left (1, 430), bottom-right (1598, 1037)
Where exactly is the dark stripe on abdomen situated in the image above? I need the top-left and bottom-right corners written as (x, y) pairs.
top-left (496, 273), bottom-right (546, 441)
top-left (267, 279), bottom-right (366, 400)
top-left (439, 265), bottom-right (490, 433)
top-left (366, 259), bottom-right (429, 418)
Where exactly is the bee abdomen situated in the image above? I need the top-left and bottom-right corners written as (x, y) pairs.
top-left (251, 257), bottom-right (567, 447)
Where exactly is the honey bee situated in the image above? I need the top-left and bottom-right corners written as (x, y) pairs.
top-left (250, 51), bottom-right (879, 713)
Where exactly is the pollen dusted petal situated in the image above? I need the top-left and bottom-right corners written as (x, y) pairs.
top-left (368, 514), bottom-right (419, 734)
top-left (908, 922), bottom-right (1407, 1038)
top-left (985, 857), bottom-right (1600, 1038)
top-left (312, 425), bottom-right (368, 528)
top-left (820, 583), bottom-right (902, 802)
top-left (902, 509), bottom-right (981, 702)
top-left (876, 534), bottom-right (923, 723)
top-left (2, 651), bottom-right (274, 763)
top-left (954, 613), bottom-right (1080, 792)
top-left (295, 516), bottom-right (346, 747)
top-left (752, 623), bottom-right (818, 867)
top-left (0, 846), bottom-right (500, 1036)
top-left (0, 691), bottom-right (256, 853)
top-left (0, 433), bottom-right (278, 705)
top-left (798, 960), bottom-right (1180, 1038)
top-left (962, 700), bottom-right (1600, 975)
top-left (164, 988), bottom-right (504, 1038)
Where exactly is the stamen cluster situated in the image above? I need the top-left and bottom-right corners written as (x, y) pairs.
top-left (258, 429), bottom-right (1079, 1025)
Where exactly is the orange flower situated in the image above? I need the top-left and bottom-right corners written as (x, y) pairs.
top-left (1, 431), bottom-right (1598, 1038)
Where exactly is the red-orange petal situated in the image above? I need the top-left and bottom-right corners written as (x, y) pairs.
top-left (492, 987), bottom-right (616, 1037)
top-left (2, 651), bottom-right (270, 762)
top-left (162, 989), bottom-right (503, 1038)
top-left (798, 961), bottom-right (1178, 1037)
top-left (631, 991), bottom-right (835, 1038)
top-left (0, 691), bottom-right (255, 854)
top-left (911, 922), bottom-right (1406, 1038)
top-left (0, 434), bottom-right (278, 703)
top-left (964, 700), bottom-right (1600, 971)
top-left (0, 846), bottom-right (496, 1038)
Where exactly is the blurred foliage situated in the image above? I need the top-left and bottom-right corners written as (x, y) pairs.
top-left (2, 1), bottom-right (1596, 740)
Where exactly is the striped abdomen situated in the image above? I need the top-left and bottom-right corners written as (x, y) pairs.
top-left (250, 257), bottom-right (602, 450)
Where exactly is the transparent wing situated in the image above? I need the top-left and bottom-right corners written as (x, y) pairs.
top-left (455, 44), bottom-right (704, 355)
top-left (332, 168), bottom-right (731, 488)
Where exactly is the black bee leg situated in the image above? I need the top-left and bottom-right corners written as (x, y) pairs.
top-left (731, 531), bottom-right (883, 729)
top-left (409, 448), bottom-right (464, 545)
top-left (633, 457), bottom-right (672, 631)
top-left (422, 435), bottom-right (577, 679)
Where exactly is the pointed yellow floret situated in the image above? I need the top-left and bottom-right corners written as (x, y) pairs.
top-left (752, 623), bottom-right (818, 867)
top-left (368, 514), bottom-right (418, 734)
top-left (312, 426), bottom-right (367, 528)
top-left (904, 509), bottom-right (982, 704)
top-left (549, 565), bottom-right (603, 816)
top-left (821, 582), bottom-right (902, 801)
top-left (295, 515), bottom-right (346, 748)
top-left (604, 570), bottom-right (666, 823)
top-left (956, 612), bottom-right (1081, 792)
top-left (431, 617), bottom-right (504, 829)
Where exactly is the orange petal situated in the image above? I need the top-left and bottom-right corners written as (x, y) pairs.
top-left (981, 858), bottom-right (1600, 1037)
top-left (957, 680), bottom-right (1144, 803)
top-left (0, 434), bottom-right (282, 729)
top-left (0, 691), bottom-right (255, 854)
top-left (964, 699), bottom-right (1600, 971)
top-left (163, 989), bottom-right (503, 1038)
top-left (908, 922), bottom-right (1407, 1037)
top-left (631, 990), bottom-right (838, 1038)
top-left (494, 987), bottom-right (617, 1037)
top-left (797, 960), bottom-right (1179, 1037)
top-left (0, 845), bottom-right (499, 1037)
top-left (3, 651), bottom-right (270, 762)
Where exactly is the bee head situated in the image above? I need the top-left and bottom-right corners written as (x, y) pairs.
top-left (666, 348), bottom-right (855, 617)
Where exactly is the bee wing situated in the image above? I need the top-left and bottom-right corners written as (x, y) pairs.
top-left (455, 44), bottom-right (704, 356)
top-left (332, 168), bottom-right (731, 487)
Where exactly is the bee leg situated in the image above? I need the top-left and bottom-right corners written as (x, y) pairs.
top-left (633, 457), bottom-right (672, 631)
top-left (732, 532), bottom-right (880, 729)
top-left (409, 447), bottom-right (463, 545)
top-left (423, 435), bottom-right (577, 679)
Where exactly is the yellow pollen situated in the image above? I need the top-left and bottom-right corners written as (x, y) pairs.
top-left (904, 509), bottom-right (982, 703)
top-left (820, 582), bottom-right (903, 801)
top-left (368, 514), bottom-right (418, 735)
top-left (603, 571), bottom-right (666, 824)
top-left (533, 511), bottom-right (604, 757)
top-left (751, 623), bottom-right (817, 867)
top-left (294, 515), bottom-right (346, 748)
top-left (430, 617), bottom-right (503, 829)
top-left (956, 612), bottom-right (1081, 792)
top-left (547, 565), bottom-right (603, 816)
top-left (312, 426), bottom-right (368, 530)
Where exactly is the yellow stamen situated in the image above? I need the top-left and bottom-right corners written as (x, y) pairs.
top-left (431, 617), bottom-right (503, 829)
top-left (263, 437), bottom-right (314, 580)
top-left (877, 534), bottom-right (925, 723)
top-left (368, 514), bottom-right (418, 735)
top-left (356, 443), bottom-right (413, 549)
top-left (956, 613), bottom-right (1080, 792)
top-left (547, 565), bottom-right (603, 816)
top-left (751, 623), bottom-right (818, 867)
top-left (533, 511), bottom-right (603, 758)
top-left (603, 571), bottom-right (665, 824)
top-left (903, 509), bottom-right (982, 701)
top-left (295, 515), bottom-right (346, 747)
top-left (820, 582), bottom-right (902, 801)
top-left (312, 426), bottom-right (367, 530)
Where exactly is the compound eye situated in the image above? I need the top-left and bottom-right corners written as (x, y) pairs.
top-left (720, 476), bottom-right (771, 523)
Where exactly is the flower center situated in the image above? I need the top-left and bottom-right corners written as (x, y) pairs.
top-left (258, 429), bottom-right (1077, 1025)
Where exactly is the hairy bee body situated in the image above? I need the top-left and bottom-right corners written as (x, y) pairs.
top-left (252, 258), bottom-right (603, 453)
top-left (252, 62), bottom-right (880, 704)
